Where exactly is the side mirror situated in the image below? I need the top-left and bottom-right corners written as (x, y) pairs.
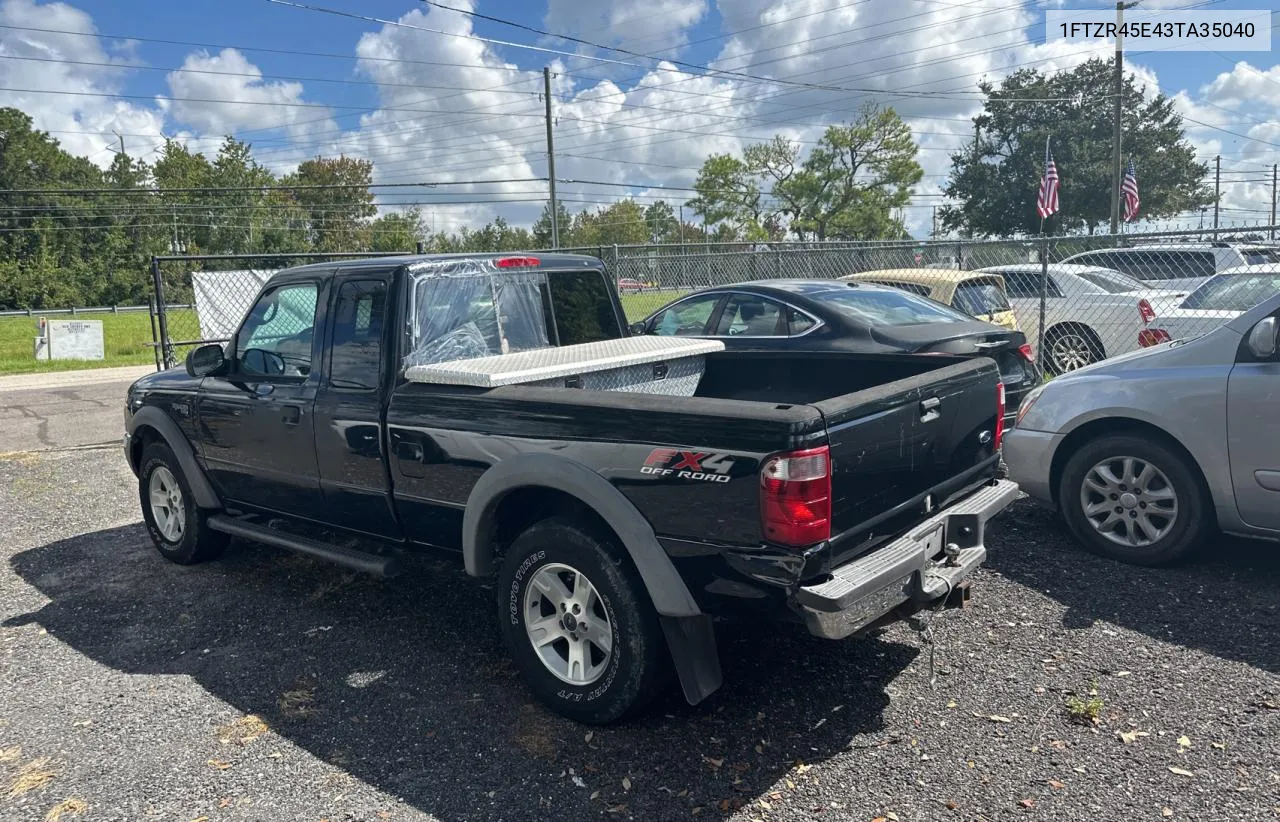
top-left (628, 321), bottom-right (648, 336)
top-left (1246, 316), bottom-right (1278, 359)
top-left (186, 344), bottom-right (226, 378)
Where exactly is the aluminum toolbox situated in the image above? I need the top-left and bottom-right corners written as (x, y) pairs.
top-left (404, 336), bottom-right (725, 396)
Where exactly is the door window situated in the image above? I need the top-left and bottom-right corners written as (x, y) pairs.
top-left (328, 280), bottom-right (388, 391)
top-left (1000, 270), bottom-right (1063, 299)
top-left (236, 282), bottom-right (319, 378)
top-left (787, 307), bottom-right (817, 335)
top-left (953, 279), bottom-right (1012, 316)
top-left (714, 295), bottom-right (785, 337)
top-left (650, 294), bottom-right (722, 336)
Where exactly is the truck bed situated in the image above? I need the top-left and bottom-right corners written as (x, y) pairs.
top-left (387, 349), bottom-right (1001, 562)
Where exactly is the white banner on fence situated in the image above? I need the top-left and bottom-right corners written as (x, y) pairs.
top-left (190, 269), bottom-right (277, 341)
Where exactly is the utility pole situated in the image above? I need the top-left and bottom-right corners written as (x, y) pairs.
top-left (967, 123), bottom-right (980, 240)
top-left (1213, 155), bottom-right (1221, 235)
top-left (543, 67), bottom-right (559, 249)
top-left (1110, 1), bottom-right (1139, 236)
top-left (1271, 164), bottom-right (1277, 241)
top-left (931, 206), bottom-right (938, 239)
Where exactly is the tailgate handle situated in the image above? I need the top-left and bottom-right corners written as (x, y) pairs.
top-left (920, 396), bottom-right (941, 422)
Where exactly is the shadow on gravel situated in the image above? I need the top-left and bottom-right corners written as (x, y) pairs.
top-left (7, 525), bottom-right (919, 820)
top-left (987, 501), bottom-right (1280, 674)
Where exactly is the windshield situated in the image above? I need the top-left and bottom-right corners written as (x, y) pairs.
top-left (952, 279), bottom-right (1011, 316)
top-left (1180, 272), bottom-right (1280, 311)
top-left (1073, 268), bottom-right (1148, 294)
top-left (816, 285), bottom-right (975, 326)
top-left (1242, 248), bottom-right (1280, 265)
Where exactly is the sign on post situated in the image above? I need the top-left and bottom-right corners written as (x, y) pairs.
top-left (33, 319), bottom-right (105, 361)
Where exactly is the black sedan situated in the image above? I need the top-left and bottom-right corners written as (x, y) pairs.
top-left (630, 279), bottom-right (1042, 424)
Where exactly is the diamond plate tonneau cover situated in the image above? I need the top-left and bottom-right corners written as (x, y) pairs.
top-left (404, 336), bottom-right (725, 388)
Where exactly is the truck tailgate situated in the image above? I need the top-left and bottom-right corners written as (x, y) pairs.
top-left (812, 358), bottom-right (1000, 537)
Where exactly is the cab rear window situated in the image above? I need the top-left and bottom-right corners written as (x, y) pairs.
top-left (953, 279), bottom-right (1011, 315)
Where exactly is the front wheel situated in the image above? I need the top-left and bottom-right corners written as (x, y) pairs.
top-left (1058, 434), bottom-right (1212, 566)
top-left (138, 442), bottom-right (229, 565)
top-left (496, 517), bottom-right (670, 724)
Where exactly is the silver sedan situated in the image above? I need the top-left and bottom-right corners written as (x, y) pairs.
top-left (1003, 291), bottom-right (1280, 566)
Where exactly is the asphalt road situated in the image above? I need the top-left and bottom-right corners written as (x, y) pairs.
top-left (0, 366), bottom-right (153, 453)
top-left (1, 446), bottom-right (1277, 821)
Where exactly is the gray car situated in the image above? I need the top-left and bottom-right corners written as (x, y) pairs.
top-left (1003, 291), bottom-right (1280, 566)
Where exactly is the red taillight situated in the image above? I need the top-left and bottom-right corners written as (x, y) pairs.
top-left (760, 446), bottom-right (831, 548)
top-left (994, 382), bottom-right (1006, 450)
top-left (495, 256), bottom-right (540, 268)
top-left (1138, 328), bottom-right (1171, 347)
top-left (1138, 298), bottom-right (1156, 325)
top-left (1017, 343), bottom-right (1034, 363)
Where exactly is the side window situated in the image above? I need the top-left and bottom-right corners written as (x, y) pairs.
top-left (236, 282), bottom-right (319, 378)
top-left (1004, 271), bottom-right (1063, 299)
top-left (863, 280), bottom-right (932, 297)
top-left (1075, 251), bottom-right (1117, 271)
top-left (546, 270), bottom-right (623, 346)
top-left (328, 280), bottom-right (387, 391)
top-left (787, 307), bottom-right (816, 336)
top-left (650, 295), bottom-right (722, 337)
top-left (715, 295), bottom-right (785, 337)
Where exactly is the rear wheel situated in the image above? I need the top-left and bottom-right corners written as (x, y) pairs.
top-left (497, 517), bottom-right (669, 724)
top-left (1044, 325), bottom-right (1104, 374)
top-left (138, 442), bottom-right (228, 565)
top-left (1059, 434), bottom-right (1211, 566)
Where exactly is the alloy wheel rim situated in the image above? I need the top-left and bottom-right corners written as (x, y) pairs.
top-left (1050, 334), bottom-right (1095, 372)
top-left (1079, 455), bottom-right (1178, 549)
top-left (523, 562), bottom-right (614, 686)
top-left (148, 466), bottom-right (185, 543)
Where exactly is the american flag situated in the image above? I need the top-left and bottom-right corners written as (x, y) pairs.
top-left (1122, 158), bottom-right (1140, 222)
top-left (1036, 142), bottom-right (1059, 219)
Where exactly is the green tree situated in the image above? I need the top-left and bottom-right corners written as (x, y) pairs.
top-left (572, 200), bottom-right (650, 247)
top-left (369, 208), bottom-right (425, 252)
top-left (532, 200), bottom-right (574, 247)
top-left (940, 58), bottom-right (1210, 236)
top-left (643, 201), bottom-right (680, 243)
top-left (691, 106), bottom-right (922, 241)
top-left (286, 155), bottom-right (377, 252)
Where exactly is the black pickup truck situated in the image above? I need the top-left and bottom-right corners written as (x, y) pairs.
top-left (124, 253), bottom-right (1018, 724)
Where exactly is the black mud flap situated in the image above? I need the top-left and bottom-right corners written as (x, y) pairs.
top-left (659, 614), bottom-right (723, 705)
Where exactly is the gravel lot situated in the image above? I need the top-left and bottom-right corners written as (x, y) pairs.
top-left (1, 447), bottom-right (1277, 822)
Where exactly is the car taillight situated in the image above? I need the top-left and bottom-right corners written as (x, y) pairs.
top-left (1017, 343), bottom-right (1034, 362)
top-left (1138, 328), bottom-right (1171, 347)
top-left (994, 382), bottom-right (1006, 451)
top-left (1138, 298), bottom-right (1156, 324)
top-left (760, 446), bottom-right (831, 548)
top-left (495, 256), bottom-right (540, 268)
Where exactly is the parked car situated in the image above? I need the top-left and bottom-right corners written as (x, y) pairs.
top-left (1003, 289), bottom-right (1280, 566)
top-left (123, 253), bottom-right (1016, 724)
top-left (1061, 243), bottom-right (1280, 293)
top-left (840, 269), bottom-right (1020, 332)
top-left (617, 277), bottom-right (646, 294)
top-left (976, 264), bottom-right (1183, 374)
top-left (631, 279), bottom-right (1040, 425)
top-left (1139, 265), bottom-right (1280, 348)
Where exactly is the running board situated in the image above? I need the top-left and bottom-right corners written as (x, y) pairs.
top-left (207, 515), bottom-right (402, 578)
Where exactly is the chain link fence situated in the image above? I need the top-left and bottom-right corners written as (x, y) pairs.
top-left (149, 226), bottom-right (1280, 375)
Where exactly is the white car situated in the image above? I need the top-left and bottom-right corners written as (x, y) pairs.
top-left (1061, 243), bottom-right (1280, 293)
top-left (1139, 264), bottom-right (1280, 348)
top-left (978, 264), bottom-right (1183, 374)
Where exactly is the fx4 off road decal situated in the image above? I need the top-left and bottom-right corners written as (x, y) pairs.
top-left (641, 448), bottom-right (736, 483)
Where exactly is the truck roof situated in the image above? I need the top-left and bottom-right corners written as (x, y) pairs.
top-left (268, 252), bottom-right (605, 283)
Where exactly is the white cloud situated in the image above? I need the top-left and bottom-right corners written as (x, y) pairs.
top-left (544, 0), bottom-right (708, 55)
top-left (0, 0), bottom-right (165, 165)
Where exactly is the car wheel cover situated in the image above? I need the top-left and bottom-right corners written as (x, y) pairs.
top-left (1079, 455), bottom-right (1179, 549)
top-left (523, 562), bottom-right (614, 686)
top-left (1050, 332), bottom-right (1097, 372)
top-left (148, 465), bottom-right (186, 543)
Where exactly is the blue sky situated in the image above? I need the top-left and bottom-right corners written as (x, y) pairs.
top-left (2, 0), bottom-right (1277, 234)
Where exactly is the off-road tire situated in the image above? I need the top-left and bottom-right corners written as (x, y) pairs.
top-left (497, 516), bottom-right (670, 724)
top-left (138, 441), bottom-right (229, 565)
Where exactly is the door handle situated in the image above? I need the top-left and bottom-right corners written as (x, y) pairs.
top-left (920, 396), bottom-right (941, 423)
top-left (255, 383), bottom-right (275, 396)
top-left (282, 405), bottom-right (301, 426)
top-left (395, 441), bottom-right (425, 462)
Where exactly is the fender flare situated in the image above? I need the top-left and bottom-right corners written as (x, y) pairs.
top-left (461, 453), bottom-right (722, 704)
top-left (128, 406), bottom-right (221, 510)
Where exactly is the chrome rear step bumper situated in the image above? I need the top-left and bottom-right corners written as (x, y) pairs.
top-left (794, 479), bottom-right (1019, 640)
